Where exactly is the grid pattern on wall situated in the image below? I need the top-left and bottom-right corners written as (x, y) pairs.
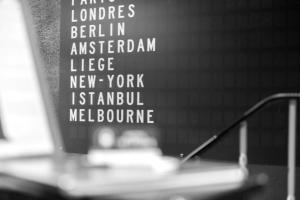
top-left (131, 0), bottom-right (300, 165)
top-left (57, 0), bottom-right (300, 165)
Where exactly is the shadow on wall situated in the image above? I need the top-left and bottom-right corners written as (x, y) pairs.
top-left (28, 0), bottom-right (60, 107)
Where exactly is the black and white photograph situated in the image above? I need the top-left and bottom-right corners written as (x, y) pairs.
top-left (0, 0), bottom-right (299, 199)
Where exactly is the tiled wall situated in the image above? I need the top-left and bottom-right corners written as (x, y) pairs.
top-left (136, 0), bottom-right (300, 164)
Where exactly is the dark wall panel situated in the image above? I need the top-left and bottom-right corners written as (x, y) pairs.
top-left (133, 0), bottom-right (300, 165)
top-left (36, 0), bottom-right (300, 165)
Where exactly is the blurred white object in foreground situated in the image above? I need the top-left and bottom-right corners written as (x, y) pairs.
top-left (0, 0), bottom-right (53, 157)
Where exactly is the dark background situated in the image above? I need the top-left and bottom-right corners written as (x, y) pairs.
top-left (0, 1), bottom-right (299, 200)
top-left (61, 0), bottom-right (300, 165)
top-left (37, 0), bottom-right (300, 165)
top-left (136, 0), bottom-right (300, 165)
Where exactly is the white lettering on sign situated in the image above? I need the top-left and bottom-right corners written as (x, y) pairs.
top-left (67, 0), bottom-right (156, 124)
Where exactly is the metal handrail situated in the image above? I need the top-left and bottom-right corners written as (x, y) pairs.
top-left (181, 93), bottom-right (300, 200)
top-left (181, 93), bottom-right (300, 163)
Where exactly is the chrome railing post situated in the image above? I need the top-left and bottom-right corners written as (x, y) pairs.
top-left (239, 121), bottom-right (248, 169)
top-left (287, 100), bottom-right (297, 200)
